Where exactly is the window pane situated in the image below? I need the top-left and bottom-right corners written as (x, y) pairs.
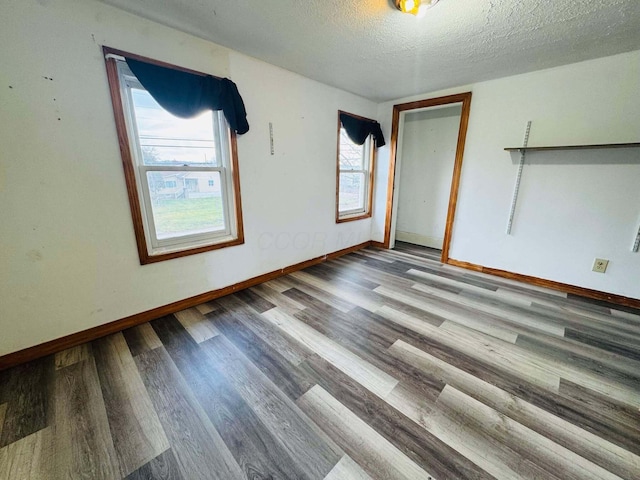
top-left (339, 128), bottom-right (365, 170)
top-left (146, 171), bottom-right (225, 240)
top-left (339, 172), bottom-right (365, 213)
top-left (132, 89), bottom-right (219, 166)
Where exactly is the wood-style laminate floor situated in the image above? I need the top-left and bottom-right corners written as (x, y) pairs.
top-left (1, 242), bottom-right (639, 479)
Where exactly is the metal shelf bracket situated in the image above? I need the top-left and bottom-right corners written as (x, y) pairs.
top-left (506, 121), bottom-right (532, 235)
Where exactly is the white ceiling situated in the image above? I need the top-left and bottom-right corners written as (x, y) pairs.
top-left (98, 0), bottom-right (640, 102)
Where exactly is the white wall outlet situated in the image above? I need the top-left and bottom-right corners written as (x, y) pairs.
top-left (592, 258), bottom-right (609, 273)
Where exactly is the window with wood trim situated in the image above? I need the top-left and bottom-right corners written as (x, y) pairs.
top-left (104, 49), bottom-right (244, 264)
top-left (336, 112), bottom-right (375, 222)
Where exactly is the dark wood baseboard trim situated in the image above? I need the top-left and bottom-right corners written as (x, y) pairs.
top-left (370, 240), bottom-right (387, 249)
top-left (0, 241), bottom-right (372, 371)
top-left (447, 258), bottom-right (640, 310)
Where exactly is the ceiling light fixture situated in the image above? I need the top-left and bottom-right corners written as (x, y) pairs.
top-left (395, 0), bottom-right (439, 17)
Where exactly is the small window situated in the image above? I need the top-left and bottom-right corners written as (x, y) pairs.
top-left (104, 50), bottom-right (244, 263)
top-left (336, 112), bottom-right (375, 222)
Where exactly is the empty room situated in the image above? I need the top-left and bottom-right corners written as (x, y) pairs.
top-left (1, 0), bottom-right (640, 479)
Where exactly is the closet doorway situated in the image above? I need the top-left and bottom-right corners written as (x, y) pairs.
top-left (382, 93), bottom-right (472, 262)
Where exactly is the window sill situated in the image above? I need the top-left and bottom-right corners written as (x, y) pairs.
top-left (140, 236), bottom-right (244, 264)
top-left (336, 212), bottom-right (372, 223)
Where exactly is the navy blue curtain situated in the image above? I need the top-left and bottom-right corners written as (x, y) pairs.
top-left (340, 113), bottom-right (385, 148)
top-left (126, 58), bottom-right (249, 135)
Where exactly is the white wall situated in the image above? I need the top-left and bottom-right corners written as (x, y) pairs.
top-left (374, 51), bottom-right (640, 300)
top-left (0, 0), bottom-right (377, 356)
top-left (395, 106), bottom-right (462, 249)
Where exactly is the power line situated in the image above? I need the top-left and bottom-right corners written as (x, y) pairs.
top-left (139, 135), bottom-right (215, 143)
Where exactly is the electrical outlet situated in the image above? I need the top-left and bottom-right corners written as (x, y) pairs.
top-left (592, 258), bottom-right (609, 273)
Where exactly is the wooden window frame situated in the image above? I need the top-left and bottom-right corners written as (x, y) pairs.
top-left (103, 47), bottom-right (244, 264)
top-left (335, 110), bottom-right (376, 223)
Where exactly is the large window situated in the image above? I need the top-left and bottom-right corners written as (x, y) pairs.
top-left (336, 112), bottom-right (376, 222)
top-left (105, 49), bottom-right (244, 264)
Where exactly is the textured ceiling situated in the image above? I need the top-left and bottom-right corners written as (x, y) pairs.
top-left (97, 0), bottom-right (640, 101)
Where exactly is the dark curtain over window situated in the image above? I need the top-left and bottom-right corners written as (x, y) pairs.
top-left (126, 58), bottom-right (250, 135)
top-left (340, 113), bottom-right (386, 148)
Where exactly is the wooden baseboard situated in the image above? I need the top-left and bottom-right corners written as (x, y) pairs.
top-left (0, 241), bottom-right (371, 371)
top-left (447, 258), bottom-right (640, 310)
top-left (370, 240), bottom-right (387, 249)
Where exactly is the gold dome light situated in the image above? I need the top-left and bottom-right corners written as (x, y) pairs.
top-left (395, 0), bottom-right (439, 17)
